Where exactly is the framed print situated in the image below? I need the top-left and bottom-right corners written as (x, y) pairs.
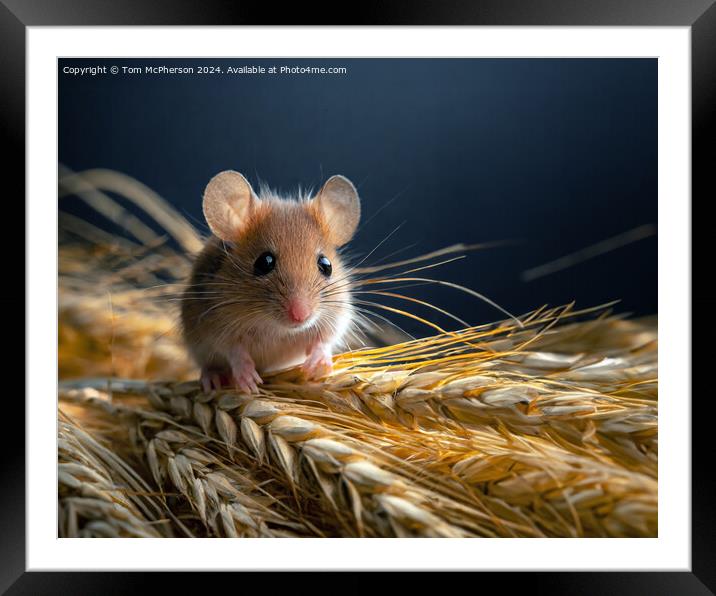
top-left (8, 0), bottom-right (713, 591)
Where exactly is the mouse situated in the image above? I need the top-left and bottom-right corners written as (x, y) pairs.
top-left (181, 170), bottom-right (361, 394)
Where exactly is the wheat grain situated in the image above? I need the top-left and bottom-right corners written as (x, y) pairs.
top-left (57, 169), bottom-right (659, 538)
top-left (58, 412), bottom-right (171, 538)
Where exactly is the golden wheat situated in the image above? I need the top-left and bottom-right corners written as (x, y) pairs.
top-left (57, 168), bottom-right (658, 538)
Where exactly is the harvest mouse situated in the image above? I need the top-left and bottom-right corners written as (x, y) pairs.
top-left (181, 170), bottom-right (360, 393)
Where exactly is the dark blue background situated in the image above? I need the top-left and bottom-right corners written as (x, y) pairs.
top-left (59, 58), bottom-right (657, 334)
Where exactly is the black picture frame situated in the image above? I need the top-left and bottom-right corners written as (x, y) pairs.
top-left (7, 0), bottom-right (712, 592)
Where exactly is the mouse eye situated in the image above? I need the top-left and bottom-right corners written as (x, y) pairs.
top-left (317, 254), bottom-right (332, 277)
top-left (253, 251), bottom-right (276, 276)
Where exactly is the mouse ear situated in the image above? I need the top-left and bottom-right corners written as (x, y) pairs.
top-left (203, 171), bottom-right (258, 241)
top-left (314, 175), bottom-right (361, 246)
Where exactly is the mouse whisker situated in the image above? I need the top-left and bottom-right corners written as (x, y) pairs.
top-left (165, 295), bottom-right (226, 302)
top-left (203, 273), bottom-right (247, 285)
top-left (347, 312), bottom-right (378, 342)
top-left (336, 313), bottom-right (369, 346)
top-left (360, 241), bottom-right (419, 269)
top-left (318, 272), bottom-right (355, 295)
top-left (197, 298), bottom-right (258, 323)
top-left (354, 276), bottom-right (523, 328)
top-left (350, 301), bottom-right (487, 354)
top-left (372, 255), bottom-right (467, 278)
top-left (320, 279), bottom-right (357, 296)
top-left (322, 251), bottom-right (473, 300)
top-left (352, 280), bottom-right (436, 294)
top-left (174, 291), bottom-right (227, 296)
top-left (353, 241), bottom-right (508, 275)
top-left (349, 306), bottom-right (416, 341)
top-left (322, 244), bottom-right (468, 295)
top-left (319, 222), bottom-right (406, 293)
top-left (220, 240), bottom-right (251, 276)
top-left (354, 290), bottom-right (470, 328)
top-left (320, 299), bottom-right (413, 340)
top-left (354, 299), bottom-right (447, 336)
top-left (346, 255), bottom-right (467, 290)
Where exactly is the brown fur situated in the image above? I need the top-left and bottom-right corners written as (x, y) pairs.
top-left (181, 186), bottom-right (357, 376)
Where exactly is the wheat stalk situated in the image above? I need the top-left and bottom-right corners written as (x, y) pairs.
top-left (57, 168), bottom-right (658, 538)
top-left (61, 335), bottom-right (657, 540)
top-left (58, 409), bottom-right (172, 538)
top-left (60, 388), bottom-right (331, 538)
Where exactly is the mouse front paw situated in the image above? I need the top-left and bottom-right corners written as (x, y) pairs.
top-left (200, 366), bottom-right (233, 393)
top-left (228, 345), bottom-right (263, 394)
top-left (303, 342), bottom-right (334, 380)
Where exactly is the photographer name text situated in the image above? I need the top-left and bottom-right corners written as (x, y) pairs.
top-left (61, 64), bottom-right (348, 77)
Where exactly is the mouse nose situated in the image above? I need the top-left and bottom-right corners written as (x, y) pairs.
top-left (287, 297), bottom-right (311, 324)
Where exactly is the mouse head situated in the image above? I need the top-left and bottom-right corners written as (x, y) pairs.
top-left (202, 170), bottom-right (360, 334)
